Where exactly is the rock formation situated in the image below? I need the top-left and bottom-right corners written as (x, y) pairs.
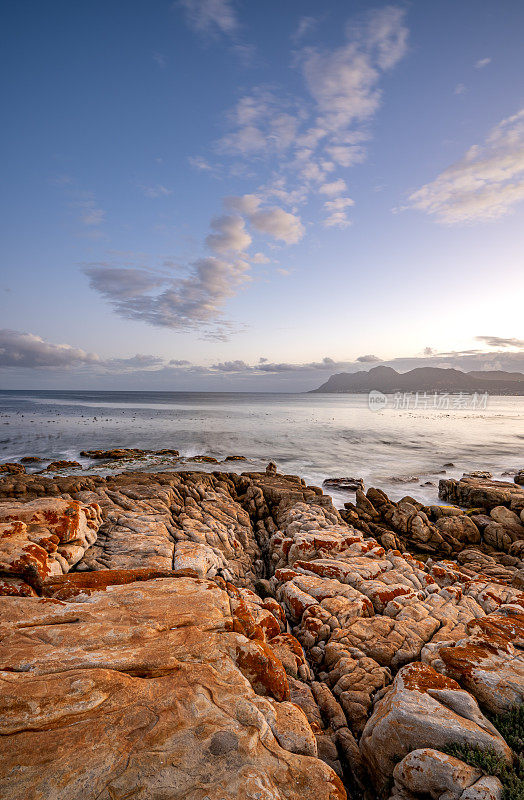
top-left (0, 468), bottom-right (522, 799)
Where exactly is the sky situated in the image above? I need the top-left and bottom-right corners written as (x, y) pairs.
top-left (1, 0), bottom-right (524, 391)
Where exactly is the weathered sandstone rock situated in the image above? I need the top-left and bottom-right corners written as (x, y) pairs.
top-left (0, 576), bottom-right (344, 800)
top-left (360, 662), bottom-right (512, 792)
top-left (0, 498), bottom-right (102, 591)
top-left (1, 466), bottom-right (523, 798)
top-left (439, 475), bottom-right (524, 512)
top-left (389, 748), bottom-right (503, 800)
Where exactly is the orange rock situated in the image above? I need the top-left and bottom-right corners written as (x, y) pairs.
top-left (0, 576), bottom-right (344, 800)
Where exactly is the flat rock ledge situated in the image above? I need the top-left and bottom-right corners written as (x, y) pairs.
top-left (0, 469), bottom-right (522, 800)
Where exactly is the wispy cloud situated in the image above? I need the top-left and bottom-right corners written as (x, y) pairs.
top-left (84, 256), bottom-right (250, 336)
top-left (178, 0), bottom-right (238, 38)
top-left (300, 6), bottom-right (408, 132)
top-left (139, 184), bottom-right (172, 198)
top-left (153, 52), bottom-right (167, 68)
top-left (80, 7), bottom-right (409, 337)
top-left (218, 88), bottom-right (301, 156)
top-left (475, 57), bottom-right (492, 69)
top-left (319, 179), bottom-right (347, 196)
top-left (454, 83), bottom-right (467, 95)
top-left (323, 196), bottom-right (354, 228)
top-left (406, 108), bottom-right (524, 223)
top-left (476, 335), bottom-right (524, 348)
top-left (215, 6), bottom-right (408, 232)
top-left (291, 16), bottom-right (318, 44)
top-left (77, 198), bottom-right (106, 226)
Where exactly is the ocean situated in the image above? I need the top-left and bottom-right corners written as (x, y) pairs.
top-left (0, 389), bottom-right (522, 507)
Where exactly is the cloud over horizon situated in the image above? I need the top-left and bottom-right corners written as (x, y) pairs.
top-left (2, 330), bottom-right (523, 394)
top-left (0, 329), bottom-right (100, 369)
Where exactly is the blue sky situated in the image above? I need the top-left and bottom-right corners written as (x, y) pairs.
top-left (1, 0), bottom-right (524, 390)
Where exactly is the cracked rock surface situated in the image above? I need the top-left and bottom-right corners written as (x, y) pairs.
top-left (0, 469), bottom-right (522, 800)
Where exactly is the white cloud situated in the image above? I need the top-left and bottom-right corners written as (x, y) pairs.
top-left (178, 0), bottom-right (238, 38)
top-left (323, 196), bottom-right (354, 228)
top-left (251, 252), bottom-right (270, 264)
top-left (319, 178), bottom-right (347, 196)
top-left (250, 205), bottom-right (304, 243)
top-left (205, 214), bottom-right (252, 253)
top-left (218, 90), bottom-right (300, 156)
top-left (407, 108), bottom-right (524, 223)
top-left (226, 194), bottom-right (305, 243)
top-left (0, 329), bottom-right (100, 368)
top-left (325, 143), bottom-right (367, 167)
top-left (475, 57), bottom-right (492, 69)
top-left (454, 83), bottom-right (467, 95)
top-left (188, 155), bottom-right (214, 171)
top-left (300, 6), bottom-right (408, 132)
top-left (213, 6), bottom-right (407, 236)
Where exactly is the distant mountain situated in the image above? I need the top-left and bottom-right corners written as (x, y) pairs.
top-left (311, 366), bottom-right (524, 395)
top-left (467, 370), bottom-right (524, 382)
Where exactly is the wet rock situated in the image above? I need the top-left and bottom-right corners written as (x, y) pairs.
top-left (323, 478), bottom-right (364, 492)
top-left (439, 475), bottom-right (524, 513)
top-left (224, 455), bottom-right (248, 461)
top-left (43, 460), bottom-right (82, 471)
top-left (266, 462), bottom-right (277, 476)
top-left (187, 455), bottom-right (219, 463)
top-left (80, 448), bottom-right (146, 460)
top-left (0, 463), bottom-right (25, 474)
top-left (515, 470), bottom-right (524, 486)
top-left (20, 456), bottom-right (43, 464)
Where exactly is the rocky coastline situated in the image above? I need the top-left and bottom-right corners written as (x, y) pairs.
top-left (0, 460), bottom-right (523, 800)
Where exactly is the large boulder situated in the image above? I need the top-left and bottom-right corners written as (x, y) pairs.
top-left (439, 476), bottom-right (524, 513)
top-left (359, 662), bottom-right (512, 793)
top-left (389, 748), bottom-right (503, 800)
